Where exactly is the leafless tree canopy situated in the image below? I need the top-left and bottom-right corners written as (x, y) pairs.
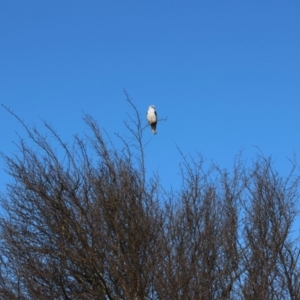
top-left (1, 98), bottom-right (300, 299)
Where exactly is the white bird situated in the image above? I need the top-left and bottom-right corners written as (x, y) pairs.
top-left (147, 105), bottom-right (157, 134)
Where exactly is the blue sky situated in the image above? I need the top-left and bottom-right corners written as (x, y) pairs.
top-left (1, 1), bottom-right (300, 192)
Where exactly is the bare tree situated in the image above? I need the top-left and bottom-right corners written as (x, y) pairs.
top-left (0, 98), bottom-right (163, 299)
top-left (154, 154), bottom-right (244, 300)
top-left (240, 156), bottom-right (300, 300)
top-left (1, 98), bottom-right (300, 299)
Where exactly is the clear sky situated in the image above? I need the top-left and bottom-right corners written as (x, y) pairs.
top-left (1, 1), bottom-right (300, 192)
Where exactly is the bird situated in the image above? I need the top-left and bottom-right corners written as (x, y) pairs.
top-left (147, 105), bottom-right (157, 134)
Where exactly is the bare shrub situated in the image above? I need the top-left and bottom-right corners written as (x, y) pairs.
top-left (1, 99), bottom-right (300, 299)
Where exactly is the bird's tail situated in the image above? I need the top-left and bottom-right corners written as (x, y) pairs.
top-left (151, 124), bottom-right (157, 134)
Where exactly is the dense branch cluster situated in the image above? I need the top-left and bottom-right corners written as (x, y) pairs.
top-left (1, 102), bottom-right (300, 299)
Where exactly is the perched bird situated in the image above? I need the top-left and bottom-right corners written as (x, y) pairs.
top-left (147, 105), bottom-right (157, 134)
